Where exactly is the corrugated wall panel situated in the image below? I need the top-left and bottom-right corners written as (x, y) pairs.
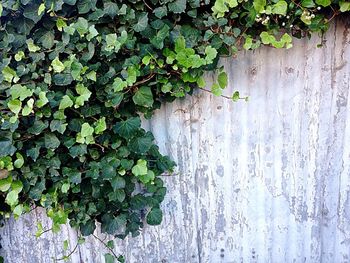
top-left (0, 20), bottom-right (349, 263)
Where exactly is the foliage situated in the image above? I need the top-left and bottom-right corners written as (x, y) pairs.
top-left (0, 0), bottom-right (347, 261)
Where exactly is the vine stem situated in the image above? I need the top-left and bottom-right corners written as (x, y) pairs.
top-left (199, 87), bottom-right (232, 100)
top-left (143, 0), bottom-right (153, 11)
top-left (36, 227), bottom-right (53, 237)
top-left (92, 234), bottom-right (119, 259)
top-left (236, 27), bottom-right (249, 47)
top-left (134, 73), bottom-right (155, 87)
top-left (54, 241), bottom-right (79, 262)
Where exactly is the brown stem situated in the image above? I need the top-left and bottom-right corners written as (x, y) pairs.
top-left (92, 234), bottom-right (119, 259)
top-left (199, 87), bottom-right (232, 100)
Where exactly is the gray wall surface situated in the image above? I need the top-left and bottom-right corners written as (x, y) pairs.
top-left (1, 20), bottom-right (349, 263)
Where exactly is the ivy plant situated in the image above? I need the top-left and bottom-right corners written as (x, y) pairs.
top-left (0, 0), bottom-right (348, 261)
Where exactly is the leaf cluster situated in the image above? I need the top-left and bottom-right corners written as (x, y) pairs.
top-left (0, 0), bottom-right (347, 261)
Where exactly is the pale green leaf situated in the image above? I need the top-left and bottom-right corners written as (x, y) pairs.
top-left (131, 159), bottom-right (148, 176)
top-left (8, 99), bottom-right (22, 114)
top-left (59, 95), bottom-right (74, 110)
top-left (52, 57), bottom-right (65, 73)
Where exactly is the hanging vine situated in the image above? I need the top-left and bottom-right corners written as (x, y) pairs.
top-left (0, 0), bottom-right (348, 261)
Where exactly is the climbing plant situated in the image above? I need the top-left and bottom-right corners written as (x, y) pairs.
top-left (0, 0), bottom-right (348, 261)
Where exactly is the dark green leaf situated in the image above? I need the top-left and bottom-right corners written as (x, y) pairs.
top-left (168, 0), bottom-right (186, 13)
top-left (132, 87), bottom-right (154, 107)
top-left (110, 176), bottom-right (125, 190)
top-left (80, 220), bottom-right (96, 236)
top-left (113, 117), bottom-right (141, 138)
top-left (133, 13), bottom-right (148, 32)
top-left (146, 208), bottom-right (163, 225)
top-left (44, 133), bottom-right (61, 149)
top-left (128, 133), bottom-right (153, 154)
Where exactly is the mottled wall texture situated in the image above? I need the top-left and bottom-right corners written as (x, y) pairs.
top-left (1, 19), bottom-right (350, 263)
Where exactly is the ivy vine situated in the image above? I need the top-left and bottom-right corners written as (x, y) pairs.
top-left (0, 0), bottom-right (348, 261)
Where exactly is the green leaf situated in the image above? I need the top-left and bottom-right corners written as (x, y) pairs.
top-left (301, 0), bottom-right (316, 7)
top-left (86, 71), bottom-right (97, 81)
top-left (103, 2), bottom-right (119, 17)
top-left (39, 31), bottom-right (55, 49)
top-left (111, 176), bottom-right (126, 191)
top-left (126, 66), bottom-right (138, 86)
top-left (15, 51), bottom-right (25, 62)
top-left (168, 0), bottom-right (186, 13)
top-left (94, 117), bottom-right (106, 134)
top-left (133, 13), bottom-right (148, 32)
top-left (73, 17), bottom-right (89, 36)
top-left (5, 190), bottom-right (19, 206)
top-left (63, 167), bottom-right (82, 184)
top-left (75, 84), bottom-right (92, 108)
top-left (132, 87), bottom-right (154, 107)
top-left (113, 117), bottom-right (141, 138)
top-left (59, 95), bottom-right (74, 110)
top-left (105, 33), bottom-right (121, 52)
top-left (56, 18), bottom-right (67, 31)
top-left (232, 91), bottom-right (240, 101)
top-left (132, 159), bottom-right (148, 176)
top-left (138, 170), bottom-right (155, 184)
top-left (28, 120), bottom-right (48, 135)
top-left (8, 99), bottom-right (22, 114)
top-left (339, 1), bottom-right (350, 11)
top-left (105, 254), bottom-right (115, 263)
top-left (26, 39), bottom-right (41, 52)
top-left (44, 133), bottom-right (61, 149)
top-left (81, 123), bottom-right (94, 137)
top-left (197, 77), bottom-right (206, 88)
top-left (128, 134), bottom-right (153, 154)
top-left (22, 98), bottom-right (34, 116)
top-left (212, 0), bottom-right (238, 17)
top-left (101, 213), bottom-right (123, 234)
top-left (50, 120), bottom-right (68, 134)
top-left (146, 208), bottom-right (163, 225)
top-left (272, 0), bottom-right (288, 15)
top-left (80, 220), bottom-right (96, 236)
top-left (27, 147), bottom-right (40, 161)
top-left (13, 204), bottom-right (23, 218)
top-left (38, 3), bottom-right (45, 15)
top-left (112, 78), bottom-right (127, 92)
top-left (205, 46), bottom-right (218, 63)
top-left (175, 36), bottom-right (186, 53)
top-left (36, 91), bottom-right (49, 108)
top-left (14, 153), bottom-right (24, 168)
top-left (10, 84), bottom-right (33, 101)
top-left (23, 2), bottom-right (44, 23)
top-left (52, 57), bottom-right (65, 73)
top-left (53, 74), bottom-right (73, 86)
top-left (142, 56), bottom-right (152, 65)
top-left (316, 0), bottom-right (331, 7)
top-left (2, 66), bottom-right (18, 83)
top-left (218, 71), bottom-right (228, 89)
top-left (253, 0), bottom-right (266, 12)
top-left (69, 144), bottom-right (87, 158)
top-left (61, 183), bottom-right (70, 193)
top-left (211, 83), bottom-right (222, 96)
top-left (77, 0), bottom-right (96, 14)
top-left (0, 176), bottom-right (13, 192)
top-left (106, 241), bottom-right (114, 249)
top-left (11, 180), bottom-right (23, 193)
top-left (153, 6), bottom-right (167, 18)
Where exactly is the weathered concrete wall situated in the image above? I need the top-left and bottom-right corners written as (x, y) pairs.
top-left (1, 20), bottom-right (349, 263)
